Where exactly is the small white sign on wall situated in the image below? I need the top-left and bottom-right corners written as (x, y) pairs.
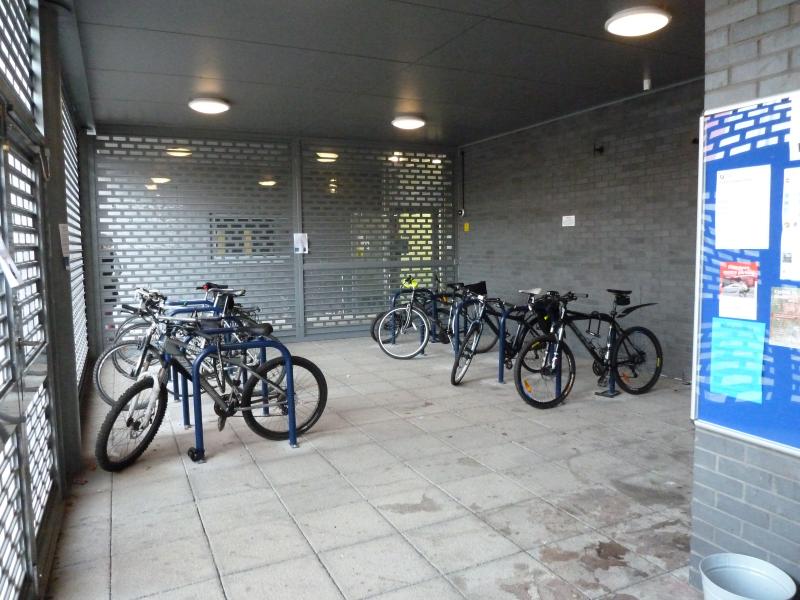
top-left (562, 215), bottom-right (575, 227)
top-left (293, 233), bottom-right (309, 254)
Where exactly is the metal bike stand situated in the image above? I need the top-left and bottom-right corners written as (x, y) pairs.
top-left (186, 337), bottom-right (298, 463)
top-left (165, 306), bottom-right (221, 318)
top-left (595, 326), bottom-right (621, 398)
top-left (180, 371), bottom-right (191, 427)
top-left (165, 299), bottom-right (213, 307)
top-left (498, 306), bottom-right (514, 383)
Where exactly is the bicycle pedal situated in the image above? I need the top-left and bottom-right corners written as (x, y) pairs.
top-left (217, 415), bottom-right (227, 431)
top-left (504, 360), bottom-right (513, 370)
top-left (597, 375), bottom-right (608, 387)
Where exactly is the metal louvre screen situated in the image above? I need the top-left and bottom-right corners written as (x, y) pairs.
top-left (23, 381), bottom-right (51, 531)
top-left (94, 134), bottom-right (296, 345)
top-left (0, 0), bottom-right (34, 112)
top-left (302, 144), bottom-right (455, 333)
top-left (0, 434), bottom-right (26, 600)
top-left (61, 96), bottom-right (88, 381)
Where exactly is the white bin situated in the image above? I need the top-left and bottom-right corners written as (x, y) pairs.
top-left (700, 553), bottom-right (796, 600)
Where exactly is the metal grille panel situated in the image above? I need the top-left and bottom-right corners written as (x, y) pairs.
top-left (302, 144), bottom-right (454, 332)
top-left (94, 134), bottom-right (296, 346)
top-left (0, 434), bottom-right (25, 600)
top-left (61, 96), bottom-right (88, 381)
top-left (24, 380), bottom-right (50, 532)
top-left (0, 0), bottom-right (34, 112)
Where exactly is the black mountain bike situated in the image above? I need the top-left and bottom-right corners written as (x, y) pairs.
top-left (514, 289), bottom-right (663, 408)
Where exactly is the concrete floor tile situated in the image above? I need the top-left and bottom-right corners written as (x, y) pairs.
top-left (298, 501), bottom-right (395, 551)
top-left (112, 501), bottom-right (205, 556)
top-left (466, 442), bottom-right (539, 471)
top-left (306, 427), bottom-right (373, 450)
top-left (550, 485), bottom-right (653, 529)
top-left (46, 555), bottom-right (109, 600)
top-left (504, 463), bottom-right (587, 497)
top-left (380, 433), bottom-right (455, 460)
top-left (339, 406), bottom-right (399, 425)
top-left (188, 462), bottom-right (269, 500)
top-left (408, 412), bottom-right (472, 433)
top-left (197, 487), bottom-right (286, 533)
top-left (257, 451), bottom-right (339, 485)
top-left (357, 418), bottom-right (424, 442)
top-left (323, 442), bottom-right (398, 474)
top-left (407, 451), bottom-right (491, 484)
top-left (144, 578), bottom-right (226, 599)
top-left (278, 474), bottom-right (363, 515)
top-left (374, 486), bottom-right (470, 531)
top-left (320, 535), bottom-right (436, 599)
top-left (112, 476), bottom-right (194, 518)
top-left (111, 535), bottom-right (217, 600)
top-left (601, 509), bottom-right (691, 572)
top-left (206, 516), bottom-right (313, 574)
top-left (438, 425), bottom-right (508, 452)
top-left (223, 555), bottom-right (343, 600)
top-left (346, 462), bottom-right (430, 499)
top-left (440, 472), bottom-right (534, 512)
top-left (62, 490), bottom-right (111, 529)
top-left (54, 518), bottom-right (111, 569)
top-left (603, 571), bottom-right (702, 599)
top-left (531, 532), bottom-right (664, 599)
top-left (480, 498), bottom-right (592, 549)
top-left (609, 471), bottom-right (691, 512)
top-left (371, 577), bottom-right (463, 599)
top-left (450, 552), bottom-right (586, 599)
top-left (405, 514), bottom-right (519, 573)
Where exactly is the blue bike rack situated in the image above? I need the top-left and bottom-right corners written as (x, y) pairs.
top-left (186, 335), bottom-right (297, 462)
top-left (165, 299), bottom-right (213, 307)
top-left (595, 326), bottom-right (621, 398)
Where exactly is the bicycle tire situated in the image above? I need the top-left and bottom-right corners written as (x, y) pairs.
top-left (451, 325), bottom-right (480, 385)
top-left (94, 341), bottom-right (150, 406)
top-left (370, 311), bottom-right (387, 342)
top-left (513, 335), bottom-right (575, 409)
top-left (476, 312), bottom-right (499, 354)
top-left (113, 318), bottom-right (150, 343)
top-left (377, 306), bottom-right (430, 359)
top-left (240, 356), bottom-right (327, 440)
top-left (95, 376), bottom-right (167, 471)
top-left (611, 326), bottom-right (663, 394)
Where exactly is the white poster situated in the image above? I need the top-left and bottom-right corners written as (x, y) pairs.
top-left (293, 233), bottom-right (308, 254)
top-left (781, 167), bottom-right (800, 280)
top-left (715, 165), bottom-right (772, 250)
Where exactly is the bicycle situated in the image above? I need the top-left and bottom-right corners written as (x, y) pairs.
top-left (451, 288), bottom-right (547, 385)
top-left (95, 316), bottom-right (326, 471)
top-left (93, 286), bottom-right (262, 406)
top-left (514, 289), bottom-right (663, 409)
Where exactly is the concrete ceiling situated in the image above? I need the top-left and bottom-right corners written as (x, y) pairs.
top-left (72, 0), bottom-right (704, 146)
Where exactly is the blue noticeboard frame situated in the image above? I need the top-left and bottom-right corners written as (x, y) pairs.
top-left (692, 89), bottom-right (800, 456)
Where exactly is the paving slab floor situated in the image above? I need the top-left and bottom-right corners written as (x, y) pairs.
top-left (47, 337), bottom-right (700, 600)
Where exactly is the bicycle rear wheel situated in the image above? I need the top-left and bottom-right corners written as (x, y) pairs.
top-left (370, 311), bottom-right (387, 342)
top-left (240, 356), bottom-right (327, 440)
top-left (611, 326), bottom-right (663, 394)
top-left (95, 376), bottom-right (167, 471)
top-left (514, 336), bottom-right (575, 409)
top-left (476, 312), bottom-right (499, 354)
top-left (377, 306), bottom-right (430, 359)
top-left (451, 325), bottom-right (480, 385)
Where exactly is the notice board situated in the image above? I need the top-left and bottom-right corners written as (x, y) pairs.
top-left (693, 90), bottom-right (800, 454)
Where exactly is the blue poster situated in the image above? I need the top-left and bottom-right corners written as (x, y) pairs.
top-left (709, 318), bottom-right (765, 403)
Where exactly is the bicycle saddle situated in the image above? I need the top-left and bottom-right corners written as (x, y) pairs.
top-left (214, 289), bottom-right (246, 297)
top-left (198, 282), bottom-right (228, 291)
top-left (243, 322), bottom-right (273, 337)
top-left (519, 288), bottom-right (542, 295)
top-left (607, 289), bottom-right (631, 295)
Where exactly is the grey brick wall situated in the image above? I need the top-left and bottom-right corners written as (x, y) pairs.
top-left (457, 81), bottom-right (702, 380)
top-left (689, 0), bottom-right (800, 590)
top-left (705, 0), bottom-right (800, 109)
top-left (691, 430), bottom-right (800, 585)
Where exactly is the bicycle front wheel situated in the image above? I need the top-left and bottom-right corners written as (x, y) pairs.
top-left (95, 376), bottom-right (167, 471)
top-left (94, 341), bottom-right (152, 406)
top-left (475, 312), bottom-right (499, 354)
top-left (514, 336), bottom-right (575, 409)
top-left (240, 356), bottom-right (327, 440)
top-left (370, 311), bottom-right (387, 342)
top-left (612, 326), bottom-right (663, 394)
top-left (377, 307), bottom-right (430, 359)
top-left (451, 325), bottom-right (480, 385)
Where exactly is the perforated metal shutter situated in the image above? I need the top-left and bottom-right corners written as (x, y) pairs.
top-left (302, 144), bottom-right (455, 333)
top-left (0, 0), bottom-right (34, 113)
top-left (94, 134), bottom-right (296, 345)
top-left (61, 96), bottom-right (88, 381)
top-left (5, 146), bottom-right (53, 534)
top-left (0, 435), bottom-right (26, 600)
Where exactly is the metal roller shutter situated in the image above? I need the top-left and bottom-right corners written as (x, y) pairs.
top-left (0, 0), bottom-right (34, 112)
top-left (94, 134), bottom-right (296, 345)
top-left (302, 144), bottom-right (455, 333)
top-left (61, 96), bottom-right (88, 381)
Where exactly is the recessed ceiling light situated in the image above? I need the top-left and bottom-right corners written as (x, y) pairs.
top-left (151, 177), bottom-right (171, 184)
top-left (392, 115), bottom-right (426, 130)
top-left (605, 6), bottom-right (670, 37)
top-left (316, 152), bottom-right (339, 163)
top-left (258, 179), bottom-right (277, 187)
top-left (145, 184), bottom-right (158, 190)
top-left (166, 147), bottom-right (192, 157)
top-left (431, 158), bottom-right (442, 164)
top-left (188, 97), bottom-right (230, 114)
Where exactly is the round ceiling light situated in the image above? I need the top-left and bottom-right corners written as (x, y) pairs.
top-left (605, 6), bottom-right (670, 36)
top-left (392, 115), bottom-right (425, 130)
top-left (166, 147), bottom-right (192, 157)
top-left (258, 179), bottom-right (277, 187)
top-left (188, 97), bottom-right (230, 114)
top-left (145, 184), bottom-right (158, 191)
top-left (150, 177), bottom-right (171, 184)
